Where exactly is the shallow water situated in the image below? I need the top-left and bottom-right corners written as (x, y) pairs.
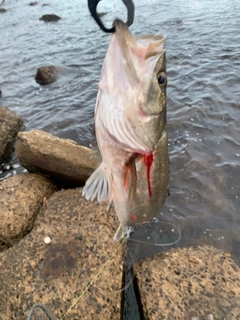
top-left (1, 0), bottom-right (240, 318)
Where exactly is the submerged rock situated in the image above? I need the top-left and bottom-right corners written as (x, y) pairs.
top-left (0, 173), bottom-right (57, 252)
top-left (16, 130), bottom-right (99, 187)
top-left (0, 188), bottom-right (123, 319)
top-left (98, 12), bottom-right (107, 18)
top-left (35, 65), bottom-right (58, 85)
top-left (134, 245), bottom-right (240, 319)
top-left (0, 106), bottom-right (23, 164)
top-left (39, 14), bottom-right (61, 22)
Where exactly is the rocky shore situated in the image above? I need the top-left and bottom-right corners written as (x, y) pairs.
top-left (0, 106), bottom-right (240, 319)
top-left (0, 107), bottom-right (23, 163)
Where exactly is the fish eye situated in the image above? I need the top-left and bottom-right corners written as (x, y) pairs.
top-left (157, 72), bottom-right (167, 86)
top-left (158, 76), bottom-right (165, 84)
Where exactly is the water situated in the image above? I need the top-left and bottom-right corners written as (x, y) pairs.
top-left (1, 0), bottom-right (240, 318)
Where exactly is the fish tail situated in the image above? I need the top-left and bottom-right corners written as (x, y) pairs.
top-left (113, 225), bottom-right (134, 242)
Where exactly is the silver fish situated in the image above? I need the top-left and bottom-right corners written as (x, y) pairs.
top-left (83, 19), bottom-right (169, 241)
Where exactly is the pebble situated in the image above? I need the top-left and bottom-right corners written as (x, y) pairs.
top-left (44, 236), bottom-right (51, 244)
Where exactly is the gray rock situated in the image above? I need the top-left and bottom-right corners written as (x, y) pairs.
top-left (39, 14), bottom-right (61, 22)
top-left (16, 130), bottom-right (100, 187)
top-left (0, 188), bottom-right (123, 319)
top-left (0, 173), bottom-right (57, 251)
top-left (134, 245), bottom-right (240, 319)
top-left (29, 1), bottom-right (38, 5)
top-left (35, 66), bottom-right (58, 85)
top-left (0, 8), bottom-right (6, 13)
top-left (0, 106), bottom-right (23, 164)
top-left (98, 12), bottom-right (107, 18)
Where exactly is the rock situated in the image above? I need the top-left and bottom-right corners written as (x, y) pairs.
top-left (134, 245), bottom-right (240, 319)
top-left (16, 130), bottom-right (99, 187)
top-left (98, 12), bottom-right (107, 18)
top-left (29, 1), bottom-right (38, 5)
top-left (0, 173), bottom-right (57, 251)
top-left (16, 130), bottom-right (99, 186)
top-left (0, 89), bottom-right (2, 98)
top-left (0, 8), bottom-right (6, 13)
top-left (39, 14), bottom-right (61, 22)
top-left (35, 66), bottom-right (58, 85)
top-left (0, 106), bottom-right (23, 163)
top-left (0, 188), bottom-right (123, 319)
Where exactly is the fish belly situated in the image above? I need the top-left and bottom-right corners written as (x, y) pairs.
top-left (101, 129), bottom-right (169, 227)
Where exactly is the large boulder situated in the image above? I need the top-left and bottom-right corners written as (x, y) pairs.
top-left (0, 188), bottom-right (123, 319)
top-left (16, 130), bottom-right (99, 187)
top-left (0, 106), bottom-right (23, 164)
top-left (134, 245), bottom-right (240, 319)
top-left (0, 173), bottom-right (57, 251)
top-left (35, 66), bottom-right (58, 85)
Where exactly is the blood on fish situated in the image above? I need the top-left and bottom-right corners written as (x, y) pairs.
top-left (122, 155), bottom-right (135, 190)
top-left (131, 213), bottom-right (137, 221)
top-left (144, 154), bottom-right (153, 197)
top-left (122, 165), bottom-right (132, 190)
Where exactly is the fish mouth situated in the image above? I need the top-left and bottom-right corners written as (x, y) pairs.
top-left (113, 19), bottom-right (166, 60)
top-left (112, 19), bottom-right (166, 82)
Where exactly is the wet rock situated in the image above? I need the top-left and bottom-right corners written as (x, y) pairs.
top-left (16, 130), bottom-right (99, 187)
top-left (0, 106), bottom-right (23, 163)
top-left (29, 1), bottom-right (38, 5)
top-left (35, 65), bottom-right (58, 85)
top-left (0, 173), bottom-right (57, 251)
top-left (134, 245), bottom-right (240, 319)
top-left (39, 14), bottom-right (61, 22)
top-left (0, 8), bottom-right (6, 13)
top-left (0, 188), bottom-right (123, 319)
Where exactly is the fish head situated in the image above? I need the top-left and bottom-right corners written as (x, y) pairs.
top-left (99, 19), bottom-right (167, 149)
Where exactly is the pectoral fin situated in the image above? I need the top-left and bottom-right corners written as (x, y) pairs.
top-left (82, 163), bottom-right (110, 202)
top-left (98, 94), bottom-right (151, 154)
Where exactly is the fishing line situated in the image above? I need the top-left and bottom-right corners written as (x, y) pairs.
top-left (60, 236), bottom-right (126, 319)
top-left (59, 221), bottom-right (181, 317)
top-left (27, 304), bottom-right (56, 320)
top-left (114, 248), bottom-right (135, 293)
top-left (129, 221), bottom-right (182, 246)
top-left (26, 237), bottom-right (127, 320)
top-left (27, 221), bottom-right (178, 318)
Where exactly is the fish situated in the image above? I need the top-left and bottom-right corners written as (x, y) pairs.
top-left (82, 19), bottom-right (169, 241)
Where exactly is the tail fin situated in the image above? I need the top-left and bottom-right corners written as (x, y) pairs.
top-left (113, 225), bottom-right (134, 242)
